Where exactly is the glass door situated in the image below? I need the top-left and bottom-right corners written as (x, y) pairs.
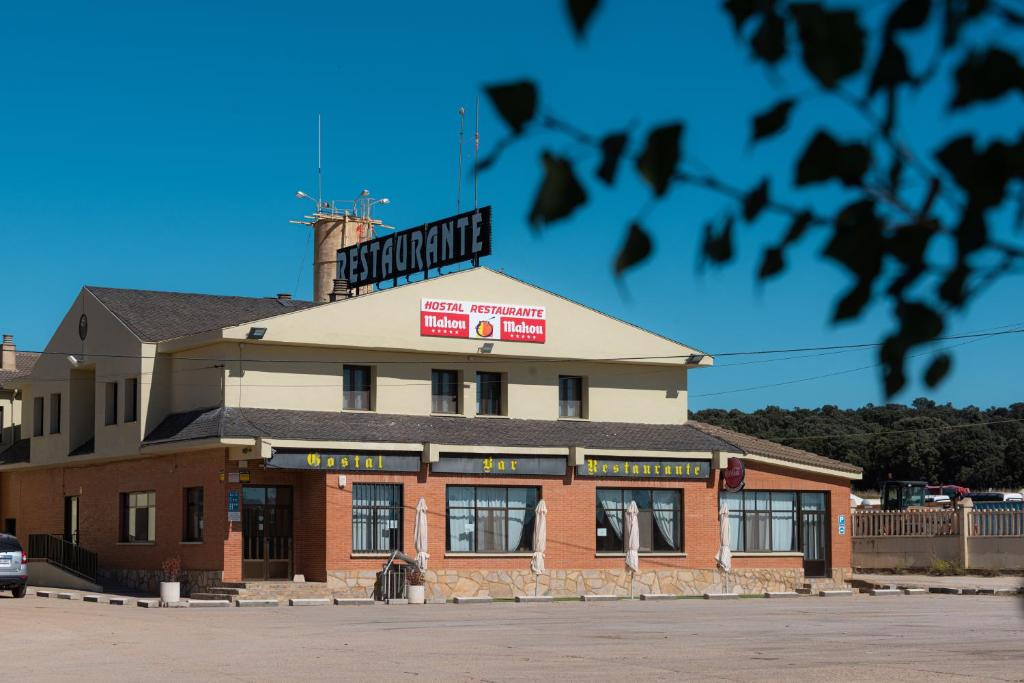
top-left (799, 492), bottom-right (829, 578)
top-left (242, 486), bottom-right (293, 580)
top-left (64, 496), bottom-right (79, 545)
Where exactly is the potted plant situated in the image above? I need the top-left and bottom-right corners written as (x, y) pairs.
top-left (406, 566), bottom-right (426, 604)
top-left (160, 556), bottom-right (182, 605)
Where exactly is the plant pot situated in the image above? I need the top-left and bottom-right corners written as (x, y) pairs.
top-left (160, 581), bottom-right (181, 604)
top-left (407, 585), bottom-right (425, 604)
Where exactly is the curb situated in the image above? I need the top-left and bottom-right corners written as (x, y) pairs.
top-left (453, 596), bottom-right (492, 604)
top-left (639, 594), bottom-right (674, 601)
top-left (236, 599), bottom-right (279, 607)
top-left (764, 592), bottom-right (800, 598)
top-left (703, 593), bottom-right (740, 600)
top-left (868, 589), bottom-right (902, 596)
top-left (819, 590), bottom-right (853, 597)
top-left (189, 600), bottom-right (231, 608)
top-left (289, 598), bottom-right (331, 607)
top-left (580, 594), bottom-right (618, 602)
top-left (334, 598), bottom-right (375, 606)
top-left (515, 595), bottom-right (554, 603)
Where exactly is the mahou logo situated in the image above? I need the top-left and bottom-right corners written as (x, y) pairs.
top-left (421, 299), bottom-right (546, 343)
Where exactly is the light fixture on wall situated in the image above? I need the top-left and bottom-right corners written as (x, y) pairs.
top-left (247, 327), bottom-right (267, 340)
top-left (478, 343), bottom-right (494, 354)
top-left (686, 354), bottom-right (705, 365)
top-left (67, 354), bottom-right (82, 367)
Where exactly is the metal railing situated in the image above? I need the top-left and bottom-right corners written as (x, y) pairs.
top-left (376, 550), bottom-right (418, 601)
top-left (852, 509), bottom-right (959, 537)
top-left (27, 534), bottom-right (98, 583)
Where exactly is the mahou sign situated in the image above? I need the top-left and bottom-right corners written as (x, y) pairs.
top-left (420, 298), bottom-right (547, 343)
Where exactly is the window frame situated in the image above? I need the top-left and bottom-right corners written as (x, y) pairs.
top-left (120, 490), bottom-right (156, 543)
top-left (182, 487), bottom-right (204, 542)
top-left (125, 377), bottom-right (139, 423)
top-left (104, 381), bottom-right (118, 426)
top-left (475, 371), bottom-right (504, 416)
top-left (342, 364), bottom-right (373, 411)
top-left (595, 488), bottom-right (684, 553)
top-left (720, 490), bottom-right (809, 554)
top-left (49, 393), bottom-right (61, 435)
top-left (431, 369), bottom-right (460, 415)
top-left (558, 375), bottom-right (585, 419)
top-left (0, 405), bottom-right (4, 444)
top-left (445, 485), bottom-right (539, 554)
top-left (33, 396), bottom-right (44, 437)
top-left (351, 483), bottom-right (404, 553)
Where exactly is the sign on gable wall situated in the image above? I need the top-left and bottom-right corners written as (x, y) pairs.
top-left (421, 298), bottom-right (546, 343)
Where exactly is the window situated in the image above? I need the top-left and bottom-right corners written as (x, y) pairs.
top-left (120, 491), bottom-right (156, 542)
top-left (3, 518), bottom-right (15, 536)
top-left (352, 484), bottom-right (403, 552)
top-left (559, 376), bottom-right (584, 418)
top-left (33, 397), bottom-right (43, 437)
top-left (343, 365), bottom-right (372, 410)
top-left (431, 370), bottom-right (459, 414)
top-left (596, 489), bottom-right (682, 553)
top-left (447, 486), bottom-right (537, 553)
top-left (104, 382), bottom-right (118, 426)
top-left (0, 406), bottom-right (4, 443)
top-left (183, 487), bottom-right (204, 542)
top-left (720, 491), bottom-right (797, 553)
top-left (125, 378), bottom-right (138, 423)
top-left (476, 371), bottom-right (503, 416)
top-left (49, 393), bottom-right (61, 434)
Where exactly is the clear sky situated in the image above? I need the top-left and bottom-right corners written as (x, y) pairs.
top-left (1, 1), bottom-right (1021, 412)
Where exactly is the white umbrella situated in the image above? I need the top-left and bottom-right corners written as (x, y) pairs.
top-left (530, 500), bottom-right (548, 596)
top-left (624, 500), bottom-right (640, 598)
top-left (414, 497), bottom-right (429, 570)
top-left (714, 502), bottom-right (732, 593)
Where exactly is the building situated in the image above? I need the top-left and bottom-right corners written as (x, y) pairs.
top-left (0, 264), bottom-right (861, 598)
top-left (0, 334), bottom-right (38, 536)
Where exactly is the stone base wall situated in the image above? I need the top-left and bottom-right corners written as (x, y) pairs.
top-left (98, 567), bottom-right (222, 597)
top-left (327, 567), bottom-right (816, 599)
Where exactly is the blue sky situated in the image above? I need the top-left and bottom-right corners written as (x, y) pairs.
top-left (1, 1), bottom-right (1021, 412)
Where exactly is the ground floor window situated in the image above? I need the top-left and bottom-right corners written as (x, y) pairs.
top-left (121, 491), bottom-right (155, 543)
top-left (596, 489), bottom-right (682, 552)
top-left (446, 486), bottom-right (538, 553)
top-left (183, 487), bottom-right (204, 542)
top-left (352, 483), bottom-right (403, 552)
top-left (721, 490), bottom-right (826, 553)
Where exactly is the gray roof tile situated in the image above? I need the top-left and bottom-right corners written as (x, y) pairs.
top-left (0, 352), bottom-right (40, 388)
top-left (688, 421), bottom-right (862, 474)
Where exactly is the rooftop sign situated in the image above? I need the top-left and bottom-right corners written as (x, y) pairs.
top-left (421, 298), bottom-right (546, 343)
top-left (337, 206), bottom-right (492, 290)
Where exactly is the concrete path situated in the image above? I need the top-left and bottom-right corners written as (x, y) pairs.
top-left (854, 572), bottom-right (1024, 592)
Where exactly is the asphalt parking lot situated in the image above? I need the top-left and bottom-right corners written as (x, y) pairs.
top-left (2, 592), bottom-right (1022, 682)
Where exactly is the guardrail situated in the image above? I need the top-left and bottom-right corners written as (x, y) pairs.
top-left (27, 534), bottom-right (98, 583)
top-left (852, 509), bottom-right (959, 537)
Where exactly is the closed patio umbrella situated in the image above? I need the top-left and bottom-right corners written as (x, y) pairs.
top-left (715, 502), bottom-right (732, 594)
top-left (624, 500), bottom-right (640, 599)
top-left (414, 497), bottom-right (429, 570)
top-left (530, 499), bottom-right (548, 596)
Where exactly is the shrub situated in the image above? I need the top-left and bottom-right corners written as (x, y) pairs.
top-left (926, 559), bottom-right (964, 576)
top-left (407, 567), bottom-right (425, 586)
top-left (161, 556), bottom-right (182, 583)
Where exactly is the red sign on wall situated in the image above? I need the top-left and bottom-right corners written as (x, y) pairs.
top-left (420, 298), bottom-right (546, 343)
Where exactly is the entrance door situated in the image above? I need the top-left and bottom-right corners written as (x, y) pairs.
top-left (242, 486), bottom-right (293, 580)
top-left (64, 496), bottom-right (79, 545)
top-left (799, 492), bottom-right (829, 578)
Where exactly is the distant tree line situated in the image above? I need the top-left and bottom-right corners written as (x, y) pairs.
top-left (691, 399), bottom-right (1024, 492)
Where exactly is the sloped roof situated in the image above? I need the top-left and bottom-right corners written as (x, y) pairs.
top-left (0, 352), bottom-right (40, 388)
top-left (0, 438), bottom-right (30, 465)
top-left (688, 421), bottom-right (862, 475)
top-left (86, 287), bottom-right (320, 342)
top-left (144, 406), bottom-right (737, 453)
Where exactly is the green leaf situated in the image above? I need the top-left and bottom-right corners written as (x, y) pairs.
top-left (751, 11), bottom-right (786, 64)
top-left (751, 99), bottom-right (795, 142)
top-left (796, 131), bottom-right (870, 186)
top-left (924, 353), bottom-right (952, 388)
top-left (528, 152), bottom-right (587, 228)
top-left (758, 247), bottom-right (784, 279)
top-left (782, 211), bottom-right (813, 245)
top-left (613, 223), bottom-right (653, 275)
top-left (485, 81), bottom-right (537, 135)
top-left (886, 0), bottom-right (931, 32)
top-left (869, 39), bottom-right (911, 95)
top-left (950, 49), bottom-right (1024, 109)
top-left (702, 217), bottom-right (734, 265)
top-left (635, 123), bottom-right (683, 196)
top-left (833, 281), bottom-right (872, 321)
top-left (567, 0), bottom-right (600, 38)
top-left (939, 264), bottom-right (970, 306)
top-left (723, 0), bottom-right (758, 33)
top-left (743, 179), bottom-right (769, 222)
top-left (825, 200), bottom-right (884, 281)
top-left (790, 4), bottom-right (866, 89)
top-left (596, 132), bottom-right (628, 185)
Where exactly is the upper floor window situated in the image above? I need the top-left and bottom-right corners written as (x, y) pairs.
top-left (559, 376), bottom-right (584, 418)
top-left (104, 382), bottom-right (118, 426)
top-left (476, 372), bottom-right (503, 416)
top-left (49, 393), bottom-right (61, 434)
top-left (431, 370), bottom-right (459, 414)
top-left (125, 378), bottom-right (138, 423)
top-left (596, 488), bottom-right (682, 553)
top-left (33, 397), bottom-right (44, 437)
top-left (0, 406), bottom-right (4, 443)
top-left (343, 365), bottom-right (372, 411)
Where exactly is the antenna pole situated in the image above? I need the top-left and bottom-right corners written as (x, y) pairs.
top-left (457, 107), bottom-right (465, 214)
top-left (474, 96), bottom-right (480, 209)
top-left (317, 114), bottom-right (323, 210)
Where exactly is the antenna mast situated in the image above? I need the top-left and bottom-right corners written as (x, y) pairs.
top-left (474, 96), bottom-right (480, 209)
top-left (317, 114), bottom-right (323, 209)
top-left (457, 107), bottom-right (465, 214)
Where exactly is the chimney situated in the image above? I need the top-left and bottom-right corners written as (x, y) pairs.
top-left (314, 215), bottom-right (372, 303)
top-left (276, 293), bottom-right (292, 301)
top-left (1, 334), bottom-right (14, 370)
top-left (329, 279), bottom-right (349, 302)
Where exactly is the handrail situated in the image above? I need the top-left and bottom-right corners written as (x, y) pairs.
top-left (27, 533), bottom-right (98, 583)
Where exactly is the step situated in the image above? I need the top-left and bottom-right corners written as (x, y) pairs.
top-left (214, 582), bottom-right (249, 589)
top-left (869, 589), bottom-right (902, 596)
top-left (289, 598), bottom-right (330, 607)
top-left (514, 595), bottom-right (554, 603)
top-left (580, 594), bottom-right (619, 602)
top-left (189, 600), bottom-right (231, 608)
top-left (902, 588), bottom-right (927, 595)
top-left (334, 598), bottom-right (375, 606)
top-left (453, 596), bottom-right (492, 604)
top-left (208, 587), bottom-right (241, 596)
top-left (818, 590), bottom-right (853, 598)
top-left (136, 599), bottom-right (160, 608)
top-left (703, 593), bottom-right (740, 600)
top-left (385, 598), bottom-right (409, 605)
top-left (109, 597), bottom-right (128, 606)
top-left (83, 595), bottom-right (101, 603)
top-left (236, 599), bottom-right (279, 607)
top-left (764, 592), bottom-right (801, 598)
top-left (189, 592), bottom-right (232, 602)
top-left (639, 593), bottom-right (675, 601)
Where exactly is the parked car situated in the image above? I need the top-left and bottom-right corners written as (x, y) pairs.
top-left (0, 533), bottom-right (27, 598)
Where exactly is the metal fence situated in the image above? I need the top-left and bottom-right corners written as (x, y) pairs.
top-left (27, 533), bottom-right (98, 582)
top-left (375, 549), bottom-right (419, 601)
top-left (852, 509), bottom-right (959, 537)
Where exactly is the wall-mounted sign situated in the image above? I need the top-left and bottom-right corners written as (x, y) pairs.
top-left (723, 456), bottom-right (746, 492)
top-left (838, 514), bottom-right (846, 536)
top-left (421, 299), bottom-right (546, 343)
top-left (227, 490), bottom-right (240, 523)
top-left (337, 206), bottom-right (492, 289)
top-left (267, 448), bottom-right (421, 473)
top-left (576, 457), bottom-right (710, 479)
top-left (432, 454), bottom-right (567, 476)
